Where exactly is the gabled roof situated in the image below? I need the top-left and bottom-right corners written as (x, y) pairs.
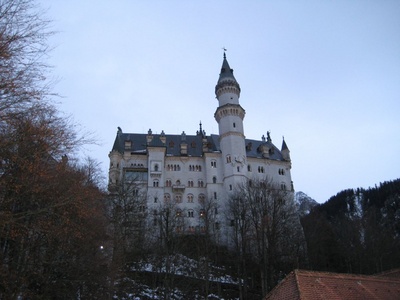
top-left (265, 269), bottom-right (400, 300)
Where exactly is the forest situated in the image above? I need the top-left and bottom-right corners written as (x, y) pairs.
top-left (0, 1), bottom-right (399, 299)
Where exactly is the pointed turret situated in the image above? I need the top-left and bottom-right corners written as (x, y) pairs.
top-left (214, 53), bottom-right (247, 190)
top-left (215, 53), bottom-right (241, 103)
top-left (281, 137), bottom-right (290, 161)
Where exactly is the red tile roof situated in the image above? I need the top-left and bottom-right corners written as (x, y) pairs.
top-left (265, 269), bottom-right (400, 300)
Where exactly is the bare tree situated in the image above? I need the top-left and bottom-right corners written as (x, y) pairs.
top-left (227, 177), bottom-right (306, 296)
top-left (108, 175), bottom-right (148, 268)
top-left (226, 191), bottom-right (252, 299)
top-left (196, 195), bottom-right (220, 299)
top-left (0, 0), bottom-right (53, 120)
top-left (0, 113), bottom-right (108, 298)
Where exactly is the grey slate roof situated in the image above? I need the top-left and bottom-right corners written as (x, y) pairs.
top-left (218, 54), bottom-right (237, 82)
top-left (111, 130), bottom-right (287, 161)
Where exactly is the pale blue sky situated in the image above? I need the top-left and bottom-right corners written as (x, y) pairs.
top-left (40, 0), bottom-right (400, 203)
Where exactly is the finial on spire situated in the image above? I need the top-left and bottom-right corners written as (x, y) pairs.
top-left (222, 47), bottom-right (227, 59)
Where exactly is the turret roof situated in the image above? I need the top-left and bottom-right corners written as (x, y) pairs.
top-left (218, 53), bottom-right (237, 83)
top-left (281, 138), bottom-right (289, 151)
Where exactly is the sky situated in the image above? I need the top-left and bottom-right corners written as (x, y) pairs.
top-left (38, 0), bottom-right (400, 203)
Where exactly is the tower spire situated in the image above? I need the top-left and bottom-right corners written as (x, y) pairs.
top-left (215, 52), bottom-right (240, 100)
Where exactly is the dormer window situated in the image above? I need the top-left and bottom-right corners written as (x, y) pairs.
top-left (124, 141), bottom-right (131, 149)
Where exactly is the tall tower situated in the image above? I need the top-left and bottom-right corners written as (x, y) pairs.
top-left (214, 53), bottom-right (247, 190)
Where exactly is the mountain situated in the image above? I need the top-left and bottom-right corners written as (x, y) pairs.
top-left (301, 178), bottom-right (400, 275)
top-left (295, 191), bottom-right (318, 216)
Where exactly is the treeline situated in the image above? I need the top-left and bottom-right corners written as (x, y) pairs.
top-left (108, 177), bottom-right (306, 299)
top-left (301, 179), bottom-right (400, 275)
top-left (0, 1), bottom-right (108, 298)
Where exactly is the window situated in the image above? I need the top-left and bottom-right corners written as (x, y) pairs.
top-left (258, 166), bottom-right (265, 173)
top-left (247, 165), bottom-right (252, 172)
top-left (176, 209), bottom-right (182, 217)
top-left (229, 184), bottom-right (232, 191)
top-left (154, 197), bottom-right (158, 203)
top-left (124, 170), bottom-right (148, 181)
top-left (198, 180), bottom-right (204, 187)
top-left (211, 160), bottom-right (217, 168)
top-left (198, 194), bottom-right (206, 203)
top-left (189, 165), bottom-right (202, 172)
top-left (237, 166), bottom-right (240, 172)
top-left (153, 180), bottom-right (159, 187)
top-left (199, 209), bottom-right (205, 218)
top-left (279, 168), bottom-right (285, 175)
top-left (167, 164), bottom-right (180, 171)
top-left (226, 155), bottom-right (231, 163)
top-left (188, 210), bottom-right (194, 218)
top-left (188, 180), bottom-right (194, 187)
top-left (187, 194), bottom-right (194, 203)
top-left (164, 193), bottom-right (171, 202)
top-left (281, 183), bottom-right (287, 190)
top-left (214, 192), bottom-right (217, 200)
top-left (166, 179), bottom-right (172, 187)
top-left (212, 176), bottom-right (217, 184)
top-left (233, 122), bottom-right (236, 128)
top-left (154, 164), bottom-right (159, 171)
top-left (175, 194), bottom-right (182, 203)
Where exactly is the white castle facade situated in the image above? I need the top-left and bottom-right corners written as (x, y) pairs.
top-left (108, 54), bottom-right (293, 244)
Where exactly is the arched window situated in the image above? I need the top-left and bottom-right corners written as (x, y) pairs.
top-left (187, 194), bottom-right (194, 203)
top-left (198, 194), bottom-right (206, 203)
top-left (154, 164), bottom-right (159, 172)
top-left (212, 176), bottom-right (217, 184)
top-left (175, 194), bottom-right (182, 203)
top-left (153, 180), bottom-right (159, 187)
top-left (164, 193), bottom-right (171, 202)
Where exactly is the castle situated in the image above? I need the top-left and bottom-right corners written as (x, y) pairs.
top-left (108, 54), bottom-right (293, 243)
